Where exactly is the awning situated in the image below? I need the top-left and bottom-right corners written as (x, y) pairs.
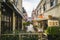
top-left (33, 18), bottom-right (47, 21)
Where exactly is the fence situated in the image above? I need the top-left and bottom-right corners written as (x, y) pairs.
top-left (1, 33), bottom-right (44, 40)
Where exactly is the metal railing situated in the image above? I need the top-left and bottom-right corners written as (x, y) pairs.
top-left (1, 32), bottom-right (43, 40)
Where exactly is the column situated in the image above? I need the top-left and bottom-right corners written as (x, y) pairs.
top-left (22, 19), bottom-right (24, 30)
top-left (40, 33), bottom-right (42, 40)
top-left (0, 2), bottom-right (1, 38)
top-left (38, 33), bottom-right (42, 40)
top-left (19, 34), bottom-right (22, 40)
top-left (13, 12), bottom-right (15, 34)
top-left (0, 9), bottom-right (1, 38)
top-left (38, 33), bottom-right (40, 40)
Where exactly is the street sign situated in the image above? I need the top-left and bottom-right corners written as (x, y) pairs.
top-left (48, 20), bottom-right (59, 27)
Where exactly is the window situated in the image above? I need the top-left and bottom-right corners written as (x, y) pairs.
top-left (6, 16), bottom-right (9, 22)
top-left (39, 7), bottom-right (41, 13)
top-left (50, 0), bottom-right (56, 7)
top-left (3, 0), bottom-right (6, 2)
top-left (14, 0), bottom-right (18, 6)
top-left (43, 3), bottom-right (46, 11)
top-left (1, 4), bottom-right (13, 34)
top-left (37, 10), bottom-right (38, 16)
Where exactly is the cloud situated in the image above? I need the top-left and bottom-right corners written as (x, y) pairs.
top-left (23, 0), bottom-right (34, 2)
top-left (23, 2), bottom-right (33, 11)
top-left (23, 1), bottom-right (33, 17)
top-left (23, 0), bottom-right (40, 17)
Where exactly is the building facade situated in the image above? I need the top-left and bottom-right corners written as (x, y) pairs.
top-left (31, 0), bottom-right (60, 40)
top-left (33, 0), bottom-right (60, 28)
top-left (31, 10), bottom-right (38, 26)
top-left (36, 0), bottom-right (60, 21)
top-left (22, 7), bottom-right (28, 21)
top-left (22, 7), bottom-right (28, 30)
top-left (0, 0), bottom-right (23, 40)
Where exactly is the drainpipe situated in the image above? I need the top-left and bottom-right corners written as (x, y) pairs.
top-left (0, 3), bottom-right (1, 38)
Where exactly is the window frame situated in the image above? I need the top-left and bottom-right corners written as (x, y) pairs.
top-left (50, 0), bottom-right (57, 7)
top-left (43, 3), bottom-right (46, 11)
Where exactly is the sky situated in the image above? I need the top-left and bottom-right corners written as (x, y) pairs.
top-left (22, 0), bottom-right (40, 17)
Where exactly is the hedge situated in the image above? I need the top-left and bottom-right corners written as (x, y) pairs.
top-left (45, 27), bottom-right (60, 35)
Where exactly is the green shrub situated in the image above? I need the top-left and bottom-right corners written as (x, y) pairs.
top-left (45, 27), bottom-right (60, 40)
top-left (1, 35), bottom-right (19, 40)
top-left (23, 22), bottom-right (31, 26)
top-left (46, 27), bottom-right (60, 35)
